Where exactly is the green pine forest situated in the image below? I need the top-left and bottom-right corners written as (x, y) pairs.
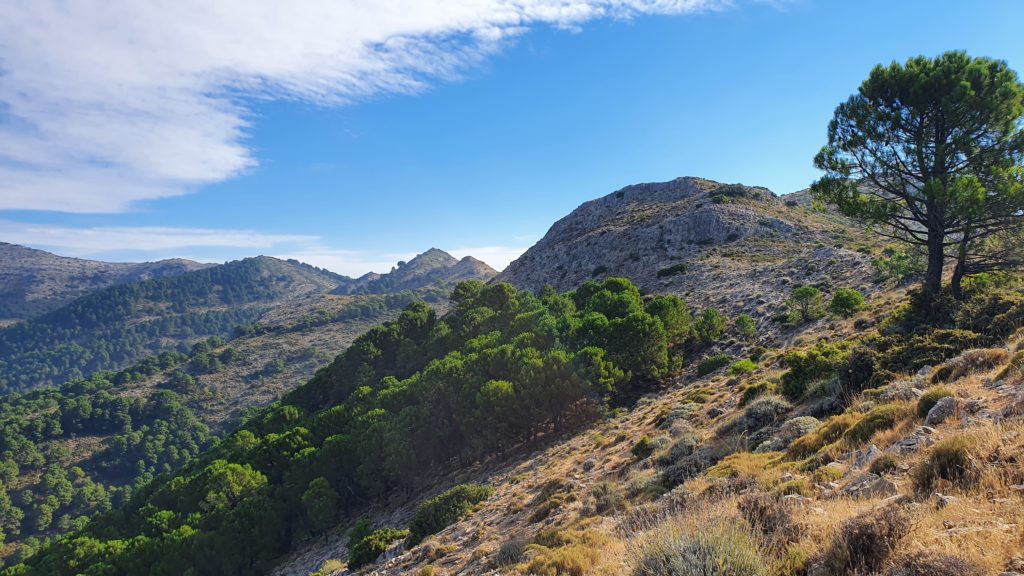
top-left (4, 278), bottom-right (697, 575)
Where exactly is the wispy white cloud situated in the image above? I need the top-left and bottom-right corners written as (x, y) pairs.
top-left (0, 220), bottom-right (316, 256)
top-left (0, 0), bottom-right (726, 213)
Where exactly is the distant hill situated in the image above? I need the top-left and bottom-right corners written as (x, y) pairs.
top-left (333, 248), bottom-right (497, 295)
top-left (497, 177), bottom-right (880, 333)
top-left (0, 256), bottom-right (342, 393)
top-left (0, 242), bottom-right (210, 324)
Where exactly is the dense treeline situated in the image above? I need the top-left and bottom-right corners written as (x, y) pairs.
top-left (8, 278), bottom-right (692, 575)
top-left (232, 291), bottom-right (425, 338)
top-left (0, 258), bottom-right (313, 393)
top-left (0, 350), bottom-right (216, 565)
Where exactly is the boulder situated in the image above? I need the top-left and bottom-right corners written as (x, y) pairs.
top-left (925, 396), bottom-right (957, 426)
top-left (842, 472), bottom-right (898, 499)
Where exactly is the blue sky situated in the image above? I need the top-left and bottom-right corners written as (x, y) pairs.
top-left (0, 0), bottom-right (1022, 275)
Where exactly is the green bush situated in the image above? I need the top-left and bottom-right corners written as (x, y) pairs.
top-left (780, 341), bottom-right (848, 400)
top-left (789, 285), bottom-right (824, 323)
top-left (844, 404), bottom-right (907, 444)
top-left (740, 381), bottom-right (775, 406)
top-left (879, 329), bottom-right (981, 373)
top-left (656, 263), bottom-right (688, 278)
top-left (698, 353), bottom-right (732, 376)
top-left (729, 359), bottom-right (757, 376)
top-left (829, 289), bottom-right (866, 318)
top-left (694, 309), bottom-right (728, 343)
top-left (868, 454), bottom-right (898, 476)
top-left (348, 528), bottom-right (409, 570)
top-left (734, 314), bottom-right (757, 340)
top-left (916, 387), bottom-right (953, 418)
top-left (872, 247), bottom-right (924, 283)
top-left (913, 437), bottom-right (978, 492)
top-left (407, 484), bottom-right (494, 546)
top-left (632, 435), bottom-right (655, 460)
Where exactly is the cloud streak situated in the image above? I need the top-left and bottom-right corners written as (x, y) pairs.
top-left (0, 0), bottom-right (724, 213)
top-left (0, 220), bottom-right (528, 276)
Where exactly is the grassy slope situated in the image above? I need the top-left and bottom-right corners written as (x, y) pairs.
top-left (277, 287), bottom-right (1024, 576)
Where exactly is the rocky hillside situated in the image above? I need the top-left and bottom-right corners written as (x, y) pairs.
top-left (0, 242), bottom-right (210, 324)
top-left (0, 256), bottom-right (344, 393)
top-left (334, 248), bottom-right (497, 295)
top-left (497, 177), bottom-right (880, 326)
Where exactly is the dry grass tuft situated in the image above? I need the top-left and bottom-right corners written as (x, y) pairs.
top-left (818, 503), bottom-right (912, 575)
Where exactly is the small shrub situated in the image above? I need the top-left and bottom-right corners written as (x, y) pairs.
top-left (820, 504), bottom-right (911, 574)
top-left (786, 413), bottom-right (860, 459)
top-left (737, 493), bottom-right (801, 548)
top-left (828, 288), bottom-right (866, 318)
top-left (729, 359), bottom-right (757, 375)
top-left (494, 536), bottom-right (527, 567)
top-left (945, 347), bottom-right (1011, 381)
top-left (913, 437), bottom-right (978, 492)
top-left (916, 386), bottom-right (953, 418)
top-left (995, 349), bottom-right (1024, 381)
top-left (590, 482), bottom-right (625, 515)
top-left (734, 314), bottom-right (757, 340)
top-left (812, 464), bottom-right (846, 483)
top-left (632, 519), bottom-right (770, 576)
top-left (694, 309), bottom-right (728, 343)
top-left (879, 329), bottom-right (981, 373)
top-left (348, 528), bottom-right (409, 570)
top-left (656, 263), bottom-right (688, 278)
top-left (655, 434), bottom-right (700, 466)
top-left (780, 341), bottom-right (849, 400)
top-left (310, 560), bottom-right (346, 576)
top-left (698, 353), bottom-right (732, 376)
top-left (740, 381), bottom-right (775, 405)
top-left (774, 478), bottom-right (811, 497)
top-left (788, 285), bottom-right (824, 323)
top-left (844, 403), bottom-right (908, 444)
top-left (868, 453), bottom-right (899, 476)
top-left (591, 265), bottom-right (608, 277)
top-left (741, 395), bottom-right (792, 431)
top-left (708, 452), bottom-right (778, 481)
top-left (407, 484), bottom-right (494, 546)
top-left (882, 551), bottom-right (985, 576)
top-left (632, 436), bottom-right (656, 460)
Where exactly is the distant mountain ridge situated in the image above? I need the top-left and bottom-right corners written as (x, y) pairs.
top-left (333, 247), bottom-right (497, 295)
top-left (0, 255), bottom-right (342, 393)
top-left (0, 242), bottom-right (211, 324)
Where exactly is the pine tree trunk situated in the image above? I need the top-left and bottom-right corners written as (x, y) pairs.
top-left (924, 227), bottom-right (945, 295)
top-left (951, 238), bottom-right (968, 300)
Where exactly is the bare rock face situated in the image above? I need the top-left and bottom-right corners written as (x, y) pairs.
top-left (495, 177), bottom-right (878, 328)
top-left (333, 248), bottom-right (497, 295)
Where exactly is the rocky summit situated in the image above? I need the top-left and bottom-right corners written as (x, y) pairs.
top-left (498, 177), bottom-right (879, 322)
top-left (334, 247), bottom-right (497, 295)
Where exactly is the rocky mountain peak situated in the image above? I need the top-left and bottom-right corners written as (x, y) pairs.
top-left (333, 248), bottom-right (496, 295)
top-left (496, 177), bottom-right (877, 325)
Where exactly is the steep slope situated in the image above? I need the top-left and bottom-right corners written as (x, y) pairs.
top-left (0, 290), bottom-right (438, 566)
top-left (0, 256), bottom-right (343, 393)
top-left (334, 248), bottom-right (497, 295)
top-left (497, 177), bottom-right (879, 325)
top-left (0, 242), bottom-right (210, 324)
